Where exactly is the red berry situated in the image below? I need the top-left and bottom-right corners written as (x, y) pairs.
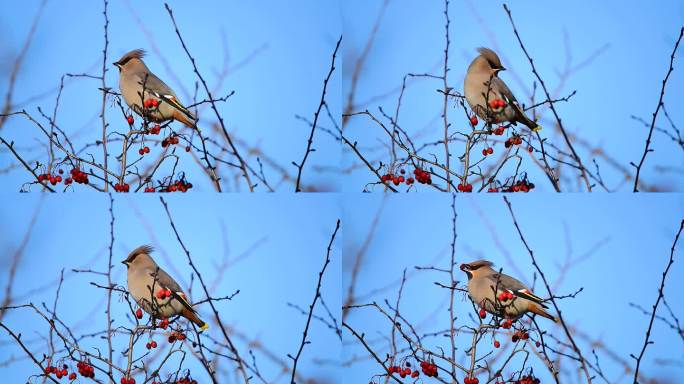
top-left (494, 340), bottom-right (500, 348)
top-left (151, 340), bottom-right (157, 348)
top-left (69, 373), bottom-right (77, 380)
top-left (144, 146), bottom-right (150, 153)
top-left (487, 147), bottom-right (494, 155)
top-left (136, 308), bottom-right (143, 319)
top-left (482, 149), bottom-right (488, 156)
top-left (127, 115), bottom-right (134, 125)
top-left (400, 169), bottom-right (405, 174)
top-left (185, 146), bottom-right (191, 152)
top-left (479, 308), bottom-right (486, 319)
top-left (139, 148), bottom-right (145, 155)
top-left (470, 115), bottom-right (478, 126)
top-left (151, 99), bottom-right (158, 107)
top-left (411, 371), bottom-right (419, 378)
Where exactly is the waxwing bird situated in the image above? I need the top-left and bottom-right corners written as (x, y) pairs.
top-left (123, 245), bottom-right (208, 332)
top-left (464, 47), bottom-right (541, 132)
top-left (113, 49), bottom-right (197, 129)
top-left (460, 260), bottom-right (556, 322)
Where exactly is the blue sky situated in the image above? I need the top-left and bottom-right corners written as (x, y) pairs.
top-left (343, 194), bottom-right (684, 383)
top-left (0, 1), bottom-right (341, 191)
top-left (0, 194), bottom-right (341, 383)
top-left (342, 1), bottom-right (684, 192)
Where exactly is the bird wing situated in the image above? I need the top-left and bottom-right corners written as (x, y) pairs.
top-left (490, 76), bottom-right (518, 104)
top-left (149, 268), bottom-right (197, 313)
top-left (134, 72), bottom-right (195, 121)
top-left (491, 76), bottom-right (538, 129)
top-left (488, 273), bottom-right (547, 308)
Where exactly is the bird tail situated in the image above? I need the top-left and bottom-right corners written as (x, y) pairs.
top-left (511, 103), bottom-right (542, 132)
top-left (172, 110), bottom-right (198, 130)
top-left (528, 303), bottom-right (557, 322)
top-left (181, 307), bottom-right (209, 332)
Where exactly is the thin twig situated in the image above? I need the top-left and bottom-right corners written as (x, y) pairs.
top-left (631, 27), bottom-right (684, 191)
top-left (631, 219), bottom-right (684, 382)
top-left (294, 36), bottom-right (342, 192)
top-left (288, 219), bottom-right (340, 383)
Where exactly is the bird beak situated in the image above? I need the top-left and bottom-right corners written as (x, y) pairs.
top-left (498, 67), bottom-right (506, 72)
top-left (121, 260), bottom-right (128, 266)
top-left (113, 62), bottom-right (121, 69)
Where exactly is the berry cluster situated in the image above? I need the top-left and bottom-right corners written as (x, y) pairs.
top-left (387, 363), bottom-right (419, 378)
top-left (69, 168), bottom-right (89, 184)
top-left (487, 177), bottom-right (535, 193)
top-left (144, 98), bottom-right (159, 109)
top-left (505, 179), bottom-right (535, 193)
top-left (138, 146), bottom-right (151, 156)
top-left (76, 360), bottom-right (95, 378)
top-left (492, 125), bottom-right (506, 136)
top-left (457, 183), bottom-right (473, 192)
top-left (145, 340), bottom-right (158, 350)
top-left (481, 147), bottom-right (494, 156)
top-left (464, 377), bottom-right (479, 384)
top-left (380, 168), bottom-right (411, 186)
top-left (37, 173), bottom-right (63, 185)
top-left (504, 135), bottom-right (523, 148)
top-left (113, 182), bottom-right (130, 193)
top-left (161, 135), bottom-right (180, 148)
top-left (511, 329), bottom-right (530, 342)
top-left (419, 361), bottom-right (438, 377)
top-left (413, 168), bottom-right (432, 184)
top-left (44, 364), bottom-right (70, 379)
top-left (168, 331), bottom-right (186, 343)
top-left (514, 375), bottom-right (540, 384)
top-left (500, 319), bottom-right (514, 329)
top-left (159, 179), bottom-right (193, 193)
top-left (156, 289), bottom-right (172, 300)
top-left (158, 318), bottom-right (170, 330)
top-left (174, 377), bottom-right (198, 384)
top-left (147, 124), bottom-right (162, 135)
top-left (121, 377), bottom-right (136, 384)
top-left (498, 291), bottom-right (514, 301)
top-left (488, 99), bottom-right (506, 109)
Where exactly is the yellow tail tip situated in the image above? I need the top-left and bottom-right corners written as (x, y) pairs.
top-left (199, 323), bottom-right (209, 332)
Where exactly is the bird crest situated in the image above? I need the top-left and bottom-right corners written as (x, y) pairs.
top-left (125, 244), bottom-right (154, 262)
top-left (476, 47), bottom-right (503, 69)
top-left (115, 49), bottom-right (146, 66)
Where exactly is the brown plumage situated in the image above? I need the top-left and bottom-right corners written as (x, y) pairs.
top-left (464, 47), bottom-right (541, 131)
top-left (122, 245), bottom-right (209, 332)
top-left (460, 260), bottom-right (557, 322)
top-left (113, 49), bottom-right (198, 130)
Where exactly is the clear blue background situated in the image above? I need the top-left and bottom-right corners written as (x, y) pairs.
top-left (343, 194), bottom-right (684, 383)
top-left (0, 1), bottom-right (342, 191)
top-left (343, 1), bottom-right (684, 192)
top-left (0, 194), bottom-right (342, 383)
